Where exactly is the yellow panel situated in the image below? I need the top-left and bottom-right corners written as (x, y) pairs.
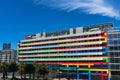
top-left (91, 69), bottom-right (109, 72)
top-left (62, 64), bottom-right (94, 66)
top-left (19, 47), bottom-right (32, 50)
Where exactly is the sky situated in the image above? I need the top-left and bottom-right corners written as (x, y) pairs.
top-left (0, 0), bottom-right (120, 49)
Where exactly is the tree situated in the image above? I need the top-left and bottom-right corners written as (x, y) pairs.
top-left (0, 63), bottom-right (2, 73)
top-left (18, 62), bottom-right (26, 79)
top-left (38, 64), bottom-right (49, 80)
top-left (0, 63), bottom-right (3, 78)
top-left (32, 62), bottom-right (39, 80)
top-left (8, 62), bottom-right (18, 80)
top-left (25, 64), bottom-right (35, 80)
top-left (1, 62), bottom-right (9, 80)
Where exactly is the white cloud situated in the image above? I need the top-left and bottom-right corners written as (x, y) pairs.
top-left (34, 0), bottom-right (120, 19)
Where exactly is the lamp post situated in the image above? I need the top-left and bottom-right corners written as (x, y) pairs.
top-left (58, 72), bottom-right (60, 80)
top-left (57, 69), bottom-right (61, 80)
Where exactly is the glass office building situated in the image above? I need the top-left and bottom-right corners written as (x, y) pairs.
top-left (17, 23), bottom-right (114, 80)
top-left (108, 30), bottom-right (120, 74)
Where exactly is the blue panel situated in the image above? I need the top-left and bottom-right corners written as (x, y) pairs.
top-left (77, 73), bottom-right (79, 80)
top-left (88, 73), bottom-right (91, 80)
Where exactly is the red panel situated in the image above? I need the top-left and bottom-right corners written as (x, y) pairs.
top-left (18, 43), bottom-right (20, 47)
top-left (37, 62), bottom-right (108, 65)
top-left (101, 32), bottom-right (107, 37)
top-left (101, 71), bottom-right (104, 80)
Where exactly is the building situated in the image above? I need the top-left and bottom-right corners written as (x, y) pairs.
top-left (17, 23), bottom-right (114, 80)
top-left (107, 30), bottom-right (120, 75)
top-left (2, 43), bottom-right (11, 50)
top-left (0, 43), bottom-right (17, 63)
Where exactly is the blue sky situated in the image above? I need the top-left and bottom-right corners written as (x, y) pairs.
top-left (0, 0), bottom-right (120, 49)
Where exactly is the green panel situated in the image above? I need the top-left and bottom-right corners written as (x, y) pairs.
top-left (60, 68), bottom-right (90, 71)
top-left (17, 51), bottom-right (20, 54)
top-left (78, 68), bottom-right (90, 71)
top-left (60, 68), bottom-right (76, 71)
top-left (103, 58), bottom-right (109, 62)
top-left (24, 57), bottom-right (101, 61)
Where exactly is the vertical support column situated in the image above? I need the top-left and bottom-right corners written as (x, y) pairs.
top-left (88, 70), bottom-right (91, 80)
top-left (101, 71), bottom-right (104, 80)
top-left (77, 72), bottom-right (79, 80)
top-left (77, 65), bottom-right (79, 80)
top-left (108, 70), bottom-right (111, 80)
top-left (66, 71), bottom-right (69, 79)
top-left (88, 65), bottom-right (91, 80)
top-left (66, 65), bottom-right (69, 79)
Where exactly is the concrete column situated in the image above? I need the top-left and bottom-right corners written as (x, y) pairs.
top-left (69, 28), bottom-right (73, 34)
top-left (36, 33), bottom-right (41, 38)
top-left (43, 32), bottom-right (46, 37)
top-left (76, 27), bottom-right (83, 33)
top-left (108, 70), bottom-right (111, 80)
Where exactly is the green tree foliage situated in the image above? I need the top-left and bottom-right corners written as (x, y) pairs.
top-left (1, 62), bottom-right (9, 80)
top-left (25, 64), bottom-right (35, 80)
top-left (32, 62), bottom-right (39, 80)
top-left (0, 63), bottom-right (2, 73)
top-left (38, 64), bottom-right (49, 80)
top-left (8, 62), bottom-right (18, 80)
top-left (18, 62), bottom-right (26, 79)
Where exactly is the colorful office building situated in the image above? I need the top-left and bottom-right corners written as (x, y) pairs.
top-left (17, 23), bottom-right (114, 80)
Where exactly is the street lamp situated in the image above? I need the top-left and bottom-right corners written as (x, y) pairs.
top-left (57, 69), bottom-right (62, 80)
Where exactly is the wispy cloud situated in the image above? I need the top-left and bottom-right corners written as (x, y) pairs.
top-left (34, 0), bottom-right (120, 20)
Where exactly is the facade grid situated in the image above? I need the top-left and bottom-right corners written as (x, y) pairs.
top-left (108, 30), bottom-right (120, 72)
top-left (17, 23), bottom-right (114, 80)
